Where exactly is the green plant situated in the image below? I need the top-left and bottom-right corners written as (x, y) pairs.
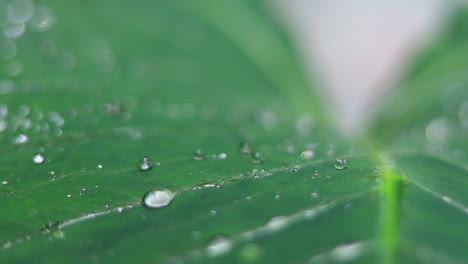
top-left (0, 1), bottom-right (467, 263)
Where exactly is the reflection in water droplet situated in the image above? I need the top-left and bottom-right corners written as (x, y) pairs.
top-left (28, 6), bottom-right (55, 31)
top-left (300, 150), bottom-right (314, 159)
top-left (310, 192), bottom-right (319, 198)
top-left (206, 236), bottom-right (232, 257)
top-left (13, 134), bottom-right (28, 144)
top-left (33, 153), bottom-right (45, 164)
top-left (334, 158), bottom-right (347, 170)
top-left (143, 189), bottom-right (174, 209)
top-left (3, 23), bottom-right (26, 39)
top-left (251, 152), bottom-right (265, 164)
top-left (139, 157), bottom-right (153, 171)
top-left (209, 209), bottom-right (218, 216)
top-left (192, 149), bottom-right (205, 160)
top-left (240, 141), bottom-right (253, 155)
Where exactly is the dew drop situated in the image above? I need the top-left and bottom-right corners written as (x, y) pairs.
top-left (334, 158), bottom-right (347, 170)
top-left (139, 157), bottom-right (153, 171)
top-left (206, 236), bottom-right (232, 257)
top-left (274, 194), bottom-right (280, 200)
top-left (239, 141), bottom-right (252, 155)
top-left (28, 6), bottom-right (55, 32)
top-left (97, 163), bottom-right (103, 169)
top-left (300, 150), bottom-right (314, 159)
top-left (13, 134), bottom-right (28, 144)
top-left (310, 192), bottom-right (319, 198)
top-left (251, 152), bottom-right (265, 164)
top-left (218, 153), bottom-right (228, 159)
top-left (209, 209), bottom-right (218, 216)
top-left (2, 180), bottom-right (8, 185)
top-left (143, 189), bottom-right (174, 209)
top-left (32, 153), bottom-right (45, 164)
top-left (192, 149), bottom-right (205, 160)
top-left (66, 194), bottom-right (72, 198)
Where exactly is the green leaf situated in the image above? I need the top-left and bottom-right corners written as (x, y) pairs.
top-left (1, 1), bottom-right (467, 264)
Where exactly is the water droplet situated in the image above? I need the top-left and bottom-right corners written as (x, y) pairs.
top-left (331, 242), bottom-right (365, 262)
top-left (192, 149), bottom-right (205, 160)
top-left (13, 134), bottom-right (28, 144)
top-left (334, 158), bottom-right (347, 170)
top-left (240, 141), bottom-right (252, 155)
top-left (206, 236), bottom-right (232, 257)
top-left (300, 150), bottom-right (315, 159)
top-left (28, 6), bottom-right (55, 32)
top-left (143, 189), bottom-right (174, 209)
top-left (310, 192), bottom-right (319, 198)
top-left (292, 165), bottom-right (301, 172)
top-left (139, 157), bottom-right (153, 171)
top-left (251, 152), bottom-right (265, 164)
top-left (218, 153), bottom-right (227, 159)
top-left (7, 0), bottom-right (33, 24)
top-left (274, 194), bottom-right (280, 200)
top-left (2, 180), bottom-right (8, 185)
top-left (209, 209), bottom-right (218, 216)
top-left (97, 163), bottom-right (103, 169)
top-left (32, 153), bottom-right (45, 164)
top-left (3, 23), bottom-right (26, 39)
top-left (312, 170), bottom-right (319, 176)
top-left (66, 194), bottom-right (72, 198)
top-left (0, 37), bottom-right (17, 59)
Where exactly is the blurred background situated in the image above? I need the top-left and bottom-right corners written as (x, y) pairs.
top-left (276, 0), bottom-right (452, 135)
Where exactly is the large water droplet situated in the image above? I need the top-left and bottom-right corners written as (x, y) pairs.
top-left (334, 158), bottom-right (347, 170)
top-left (32, 153), bottom-right (45, 164)
top-left (143, 189), bottom-right (174, 209)
top-left (251, 152), bottom-right (265, 164)
top-left (206, 236), bottom-right (232, 257)
top-left (240, 141), bottom-right (252, 155)
top-left (139, 157), bottom-right (153, 171)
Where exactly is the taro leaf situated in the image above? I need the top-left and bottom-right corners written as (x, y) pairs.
top-left (0, 1), bottom-right (467, 264)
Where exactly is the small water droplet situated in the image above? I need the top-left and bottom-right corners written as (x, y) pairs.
top-left (334, 158), bottom-right (347, 170)
top-left (192, 149), bottom-right (205, 160)
top-left (209, 209), bottom-right (218, 216)
top-left (97, 163), bottom-right (103, 169)
top-left (2, 180), bottom-right (8, 185)
top-left (310, 192), bottom-right (319, 198)
top-left (251, 152), bottom-right (265, 164)
top-left (206, 236), bottom-right (232, 257)
top-left (32, 153), bottom-right (45, 164)
top-left (13, 134), bottom-right (28, 144)
top-left (274, 194), bottom-right (280, 200)
top-left (218, 153), bottom-right (228, 159)
top-left (139, 157), bottom-right (153, 171)
top-left (66, 194), bottom-right (72, 198)
top-left (300, 150), bottom-right (314, 159)
top-left (240, 141), bottom-right (252, 155)
top-left (143, 189), bottom-right (174, 209)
